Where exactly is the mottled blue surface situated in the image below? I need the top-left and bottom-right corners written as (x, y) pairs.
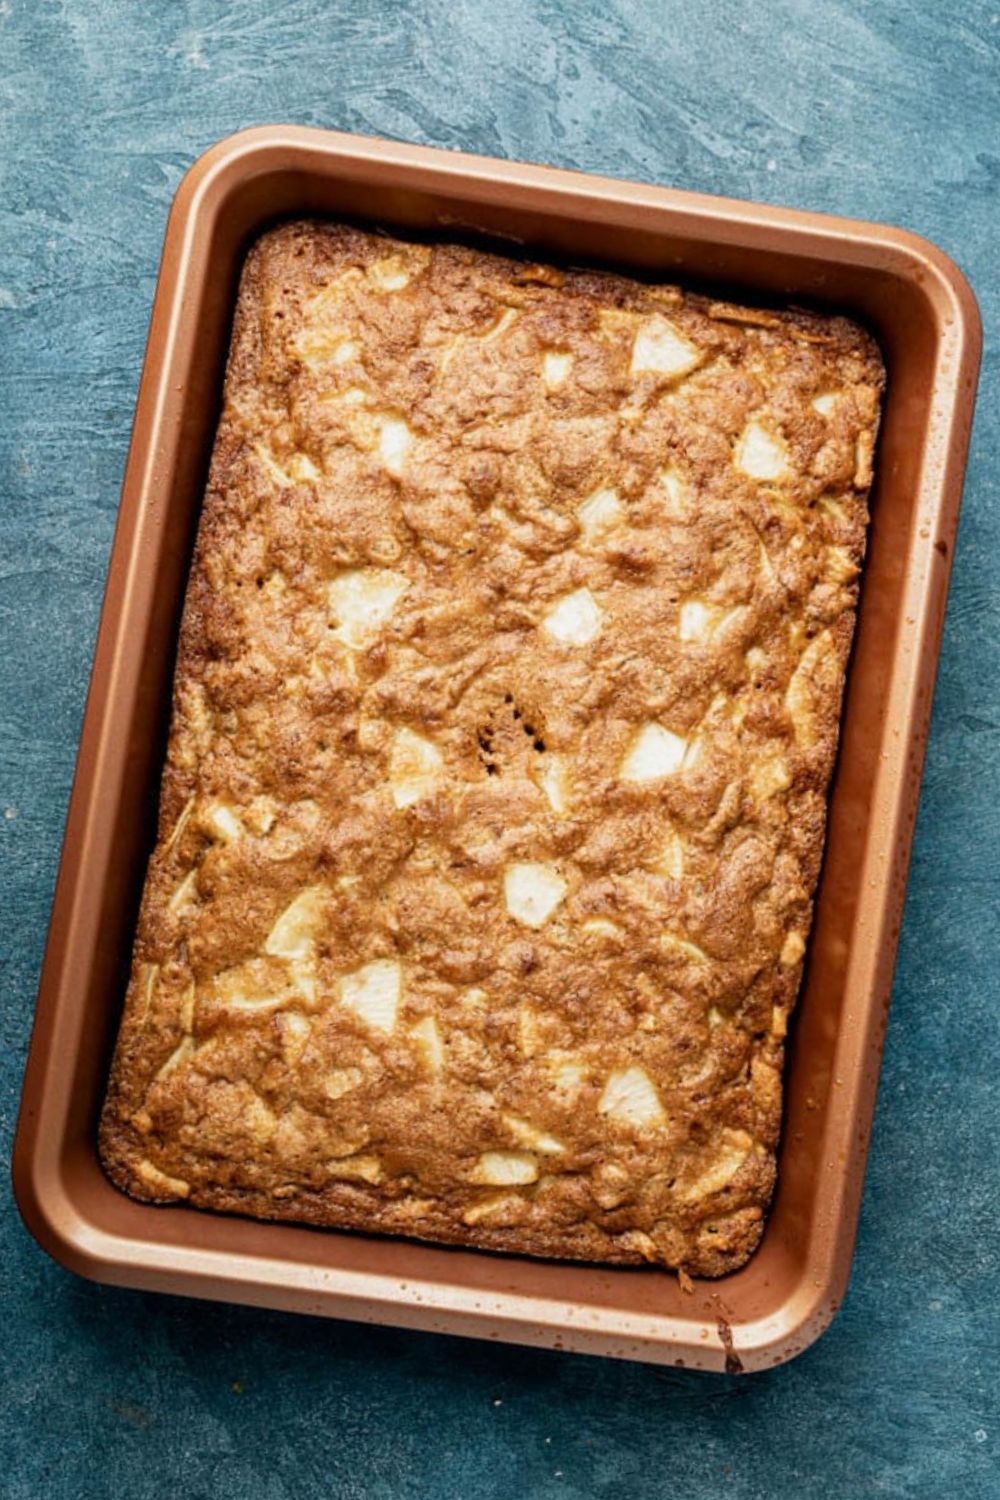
top-left (2, 3), bottom-right (997, 1496)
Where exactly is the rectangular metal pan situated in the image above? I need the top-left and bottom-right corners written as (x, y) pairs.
top-left (13, 126), bottom-right (981, 1371)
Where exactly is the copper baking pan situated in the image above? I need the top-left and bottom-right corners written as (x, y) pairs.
top-left (13, 126), bottom-right (981, 1372)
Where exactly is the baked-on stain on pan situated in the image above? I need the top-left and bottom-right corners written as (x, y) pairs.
top-left (13, 127), bottom-right (981, 1371)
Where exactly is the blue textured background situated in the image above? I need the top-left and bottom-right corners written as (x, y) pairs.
top-left (2, 3), bottom-right (997, 1496)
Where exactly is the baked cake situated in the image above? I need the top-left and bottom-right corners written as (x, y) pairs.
top-left (99, 221), bottom-right (883, 1276)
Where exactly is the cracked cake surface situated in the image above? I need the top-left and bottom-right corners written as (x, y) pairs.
top-left (99, 220), bottom-right (883, 1276)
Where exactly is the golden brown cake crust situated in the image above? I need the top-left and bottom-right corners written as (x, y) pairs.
top-left (99, 221), bottom-right (883, 1277)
